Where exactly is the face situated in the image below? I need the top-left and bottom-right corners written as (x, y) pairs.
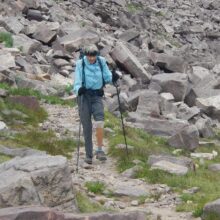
top-left (87, 55), bottom-right (97, 64)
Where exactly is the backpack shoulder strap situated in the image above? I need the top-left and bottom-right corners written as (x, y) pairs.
top-left (97, 56), bottom-right (105, 88)
top-left (81, 57), bottom-right (86, 87)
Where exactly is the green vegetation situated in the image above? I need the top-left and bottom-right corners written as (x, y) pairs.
top-left (85, 181), bottom-right (106, 194)
top-left (0, 32), bottom-right (13, 47)
top-left (76, 192), bottom-right (106, 213)
top-left (126, 3), bottom-right (142, 13)
top-left (13, 130), bottom-right (76, 158)
top-left (0, 83), bottom-right (75, 107)
top-left (105, 111), bottom-right (220, 217)
top-left (0, 98), bottom-right (47, 128)
top-left (0, 153), bottom-right (11, 164)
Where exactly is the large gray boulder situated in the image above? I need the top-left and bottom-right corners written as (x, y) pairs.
top-left (0, 155), bottom-right (76, 210)
top-left (149, 51), bottom-right (188, 73)
top-left (188, 66), bottom-right (210, 85)
top-left (13, 34), bottom-right (41, 55)
top-left (202, 199), bottom-right (220, 220)
top-left (152, 73), bottom-right (188, 101)
top-left (57, 28), bottom-right (99, 53)
top-left (168, 125), bottom-right (199, 150)
top-left (136, 90), bottom-right (161, 116)
top-left (110, 42), bottom-right (151, 82)
top-left (0, 51), bottom-right (16, 71)
top-left (0, 206), bottom-right (148, 220)
top-left (195, 118), bottom-right (214, 138)
top-left (0, 17), bottom-right (24, 34)
top-left (127, 112), bottom-right (188, 136)
top-left (196, 95), bottom-right (220, 121)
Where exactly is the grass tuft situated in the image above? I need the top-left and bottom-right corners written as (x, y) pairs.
top-left (0, 32), bottom-right (13, 47)
top-left (85, 181), bottom-right (106, 194)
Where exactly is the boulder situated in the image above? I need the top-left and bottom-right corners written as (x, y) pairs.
top-left (188, 66), bottom-right (210, 85)
top-left (110, 42), bottom-right (151, 82)
top-left (118, 29), bottom-right (140, 42)
top-left (0, 155), bottom-right (76, 209)
top-left (0, 146), bottom-right (46, 158)
top-left (0, 206), bottom-right (148, 220)
top-left (32, 25), bottom-right (57, 44)
top-left (208, 164), bottom-right (220, 172)
top-left (148, 155), bottom-right (194, 169)
top-left (13, 34), bottom-right (41, 55)
top-left (152, 73), bottom-right (188, 101)
top-left (0, 51), bottom-right (16, 71)
top-left (136, 90), bottom-right (160, 116)
top-left (151, 160), bottom-right (189, 175)
top-left (8, 96), bottom-right (40, 111)
top-left (168, 125), bottom-right (199, 150)
top-left (195, 118), bottom-right (214, 138)
top-left (202, 199), bottom-right (220, 220)
top-left (127, 112), bottom-right (188, 136)
top-left (160, 93), bottom-right (174, 101)
top-left (57, 29), bottom-right (99, 53)
top-left (196, 95), bottom-right (220, 121)
top-left (121, 165), bottom-right (142, 179)
top-left (0, 121), bottom-right (7, 131)
top-left (149, 51), bottom-right (188, 73)
top-left (0, 17), bottom-right (24, 34)
top-left (176, 103), bottom-right (200, 121)
top-left (0, 88), bottom-right (8, 98)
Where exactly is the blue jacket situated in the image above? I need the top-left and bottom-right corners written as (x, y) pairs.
top-left (73, 56), bottom-right (112, 95)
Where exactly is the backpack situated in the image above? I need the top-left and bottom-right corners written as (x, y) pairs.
top-left (79, 49), bottom-right (105, 89)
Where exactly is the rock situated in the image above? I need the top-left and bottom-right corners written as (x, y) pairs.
top-left (0, 146), bottom-right (46, 157)
top-left (127, 113), bottom-right (188, 136)
top-left (183, 187), bottom-right (200, 194)
top-left (0, 121), bottom-right (7, 131)
top-left (113, 182), bottom-right (149, 197)
top-left (168, 125), bottom-right (199, 150)
top-left (131, 200), bottom-right (139, 206)
top-left (152, 73), bottom-right (188, 101)
top-left (202, 199), bottom-right (220, 220)
top-left (195, 118), bottom-right (215, 138)
top-left (8, 96), bottom-right (40, 111)
top-left (121, 165), bottom-right (142, 179)
top-left (54, 59), bottom-right (70, 68)
top-left (208, 164), bottom-right (220, 172)
top-left (115, 144), bottom-right (134, 150)
top-left (57, 28), bottom-right (99, 53)
top-left (0, 155), bottom-right (76, 209)
top-left (110, 42), bottom-right (151, 82)
top-left (188, 66), bottom-right (210, 85)
top-left (118, 29), bottom-right (140, 42)
top-left (190, 152), bottom-right (217, 160)
top-left (127, 92), bottom-right (140, 111)
top-left (27, 9), bottom-right (43, 21)
top-left (15, 76), bottom-right (57, 95)
top-left (0, 51), bottom-right (16, 71)
top-left (196, 95), bottom-right (220, 121)
top-left (151, 160), bottom-right (189, 175)
top-left (32, 25), bottom-right (57, 44)
top-left (0, 17), bottom-right (24, 34)
top-left (160, 93), bottom-right (174, 101)
top-left (148, 155), bottom-right (194, 169)
top-left (13, 34), bottom-right (41, 55)
top-left (213, 64), bottom-right (220, 75)
top-left (177, 103), bottom-right (200, 121)
top-left (0, 206), bottom-right (149, 220)
top-left (149, 51), bottom-right (188, 73)
top-left (0, 88), bottom-right (8, 97)
top-left (136, 90), bottom-right (161, 116)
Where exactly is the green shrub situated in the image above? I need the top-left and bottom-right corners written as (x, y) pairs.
top-left (0, 32), bottom-right (13, 47)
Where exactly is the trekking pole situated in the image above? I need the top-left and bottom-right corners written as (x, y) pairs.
top-left (114, 81), bottom-right (129, 157)
top-left (76, 95), bottom-right (83, 173)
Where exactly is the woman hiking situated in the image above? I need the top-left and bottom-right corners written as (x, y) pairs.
top-left (73, 45), bottom-right (119, 164)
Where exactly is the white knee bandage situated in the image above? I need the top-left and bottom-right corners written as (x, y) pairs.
top-left (94, 121), bottom-right (104, 128)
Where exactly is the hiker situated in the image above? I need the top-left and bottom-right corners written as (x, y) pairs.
top-left (73, 45), bottom-right (119, 164)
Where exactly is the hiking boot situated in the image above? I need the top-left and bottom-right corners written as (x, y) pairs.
top-left (84, 157), bottom-right (92, 164)
top-left (95, 150), bottom-right (107, 161)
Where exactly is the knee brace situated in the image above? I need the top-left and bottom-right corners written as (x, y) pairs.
top-left (94, 121), bottom-right (104, 128)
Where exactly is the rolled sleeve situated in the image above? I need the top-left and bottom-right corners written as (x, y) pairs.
top-left (73, 60), bottom-right (83, 95)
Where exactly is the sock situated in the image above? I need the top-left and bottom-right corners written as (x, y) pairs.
top-left (97, 146), bottom-right (103, 152)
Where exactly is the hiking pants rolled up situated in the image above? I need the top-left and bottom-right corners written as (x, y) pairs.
top-left (77, 94), bottom-right (104, 159)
